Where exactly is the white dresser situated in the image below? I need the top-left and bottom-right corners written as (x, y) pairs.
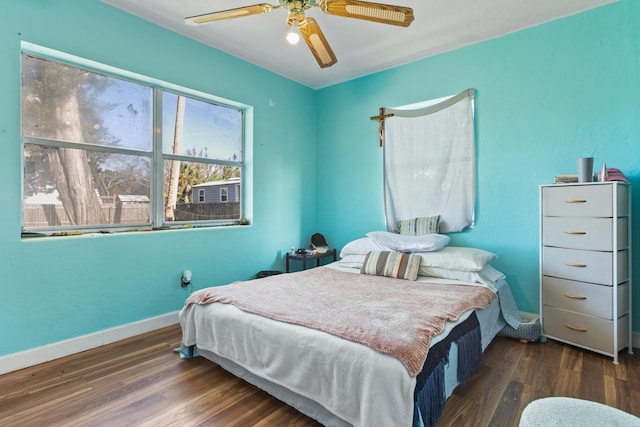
top-left (539, 182), bottom-right (632, 363)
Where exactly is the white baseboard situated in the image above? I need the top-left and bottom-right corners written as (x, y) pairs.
top-left (0, 311), bottom-right (179, 376)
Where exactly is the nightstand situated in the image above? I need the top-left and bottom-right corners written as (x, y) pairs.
top-left (286, 249), bottom-right (337, 273)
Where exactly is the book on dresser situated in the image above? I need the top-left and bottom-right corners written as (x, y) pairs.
top-left (539, 181), bottom-right (632, 364)
top-left (553, 173), bottom-right (579, 184)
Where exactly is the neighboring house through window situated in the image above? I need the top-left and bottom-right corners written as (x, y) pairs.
top-left (191, 178), bottom-right (240, 204)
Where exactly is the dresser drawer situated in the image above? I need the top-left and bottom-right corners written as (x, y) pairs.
top-left (542, 276), bottom-right (629, 319)
top-left (543, 307), bottom-right (629, 354)
top-left (542, 184), bottom-right (628, 217)
top-left (542, 217), bottom-right (628, 251)
top-left (542, 247), bottom-right (628, 285)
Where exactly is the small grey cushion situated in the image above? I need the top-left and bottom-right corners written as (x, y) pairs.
top-left (519, 397), bottom-right (640, 427)
top-left (399, 215), bottom-right (440, 235)
top-left (360, 251), bottom-right (421, 281)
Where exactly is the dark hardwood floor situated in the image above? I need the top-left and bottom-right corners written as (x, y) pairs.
top-left (0, 324), bottom-right (638, 426)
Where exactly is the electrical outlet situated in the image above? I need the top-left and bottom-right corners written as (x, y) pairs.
top-left (181, 270), bottom-right (192, 287)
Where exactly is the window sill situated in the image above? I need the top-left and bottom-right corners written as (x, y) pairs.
top-left (21, 222), bottom-right (251, 240)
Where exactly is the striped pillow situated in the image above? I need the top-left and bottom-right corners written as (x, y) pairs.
top-left (399, 215), bottom-right (440, 236)
top-left (360, 251), bottom-right (421, 281)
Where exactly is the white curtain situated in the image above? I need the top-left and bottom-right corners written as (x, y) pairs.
top-left (383, 89), bottom-right (475, 233)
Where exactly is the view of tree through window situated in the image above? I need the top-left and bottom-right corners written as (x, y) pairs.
top-left (21, 51), bottom-right (244, 233)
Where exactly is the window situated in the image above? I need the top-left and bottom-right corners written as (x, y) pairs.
top-left (220, 188), bottom-right (228, 203)
top-left (21, 43), bottom-right (248, 234)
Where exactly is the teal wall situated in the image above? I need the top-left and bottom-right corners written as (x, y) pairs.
top-left (316, 0), bottom-right (640, 329)
top-left (1, 0), bottom-right (639, 360)
top-left (0, 0), bottom-right (317, 356)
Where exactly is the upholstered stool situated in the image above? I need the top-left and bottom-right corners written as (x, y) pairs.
top-left (519, 397), bottom-right (640, 427)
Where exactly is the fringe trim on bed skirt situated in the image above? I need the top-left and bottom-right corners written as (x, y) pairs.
top-left (455, 323), bottom-right (482, 384)
top-left (413, 360), bottom-right (446, 427)
top-left (413, 313), bottom-right (481, 427)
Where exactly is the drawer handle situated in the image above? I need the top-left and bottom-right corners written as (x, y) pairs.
top-left (565, 324), bottom-right (588, 333)
top-left (564, 231), bottom-right (586, 235)
top-left (564, 262), bottom-right (587, 268)
top-left (564, 199), bottom-right (587, 204)
top-left (563, 293), bottom-right (587, 300)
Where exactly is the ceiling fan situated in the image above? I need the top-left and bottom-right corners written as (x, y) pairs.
top-left (185, 0), bottom-right (414, 68)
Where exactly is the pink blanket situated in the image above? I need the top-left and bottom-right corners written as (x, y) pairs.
top-left (185, 267), bottom-right (496, 377)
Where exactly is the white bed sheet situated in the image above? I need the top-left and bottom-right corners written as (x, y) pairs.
top-left (179, 264), bottom-right (515, 427)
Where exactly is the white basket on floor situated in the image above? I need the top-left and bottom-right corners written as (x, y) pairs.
top-left (498, 311), bottom-right (541, 342)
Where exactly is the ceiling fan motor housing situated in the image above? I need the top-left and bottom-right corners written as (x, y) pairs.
top-left (286, 1), bottom-right (307, 25)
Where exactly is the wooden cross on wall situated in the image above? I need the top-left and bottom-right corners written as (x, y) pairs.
top-left (370, 108), bottom-right (394, 147)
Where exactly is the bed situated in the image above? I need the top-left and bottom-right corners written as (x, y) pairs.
top-left (179, 237), bottom-right (520, 427)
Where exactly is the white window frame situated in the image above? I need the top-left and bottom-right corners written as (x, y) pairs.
top-left (198, 189), bottom-right (206, 203)
top-left (220, 187), bottom-right (228, 203)
top-left (20, 42), bottom-right (253, 235)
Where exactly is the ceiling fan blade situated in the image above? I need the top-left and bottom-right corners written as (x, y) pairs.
top-left (185, 4), bottom-right (275, 25)
top-left (298, 17), bottom-right (338, 68)
top-left (318, 0), bottom-right (414, 27)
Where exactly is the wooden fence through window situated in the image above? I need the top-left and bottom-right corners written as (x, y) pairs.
top-left (23, 202), bottom-right (240, 228)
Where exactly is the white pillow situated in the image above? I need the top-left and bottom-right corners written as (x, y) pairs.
top-left (419, 264), bottom-right (505, 286)
top-left (337, 254), bottom-right (367, 269)
top-left (414, 246), bottom-right (497, 272)
top-left (339, 254), bottom-right (504, 286)
top-left (339, 237), bottom-right (389, 258)
top-left (366, 231), bottom-right (450, 253)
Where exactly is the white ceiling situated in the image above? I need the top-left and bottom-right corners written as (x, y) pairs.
top-left (101, 0), bottom-right (616, 89)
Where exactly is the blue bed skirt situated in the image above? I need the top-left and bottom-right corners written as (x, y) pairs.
top-left (413, 312), bottom-right (482, 427)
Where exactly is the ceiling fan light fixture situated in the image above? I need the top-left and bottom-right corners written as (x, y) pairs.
top-left (286, 21), bottom-right (301, 44)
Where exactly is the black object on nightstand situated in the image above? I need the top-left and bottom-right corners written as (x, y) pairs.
top-left (286, 249), bottom-right (337, 273)
top-left (255, 270), bottom-right (283, 279)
